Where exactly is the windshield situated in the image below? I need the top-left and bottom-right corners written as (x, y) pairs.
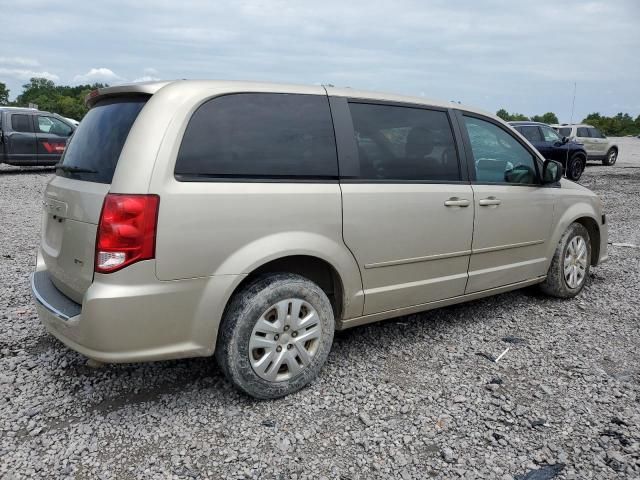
top-left (57, 96), bottom-right (148, 183)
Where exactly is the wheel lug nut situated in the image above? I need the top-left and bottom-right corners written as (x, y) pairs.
top-left (284, 325), bottom-right (289, 331)
top-left (274, 334), bottom-right (279, 341)
top-left (287, 344), bottom-right (292, 350)
top-left (292, 331), bottom-right (298, 337)
top-left (276, 346), bottom-right (282, 352)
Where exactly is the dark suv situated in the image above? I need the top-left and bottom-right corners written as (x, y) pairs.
top-left (0, 107), bottom-right (75, 167)
top-left (509, 121), bottom-right (587, 181)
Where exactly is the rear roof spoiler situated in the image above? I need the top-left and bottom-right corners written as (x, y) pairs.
top-left (85, 81), bottom-right (174, 107)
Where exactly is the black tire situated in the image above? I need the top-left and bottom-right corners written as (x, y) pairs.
top-left (566, 155), bottom-right (585, 181)
top-left (602, 148), bottom-right (617, 166)
top-left (539, 222), bottom-right (591, 298)
top-left (215, 273), bottom-right (335, 399)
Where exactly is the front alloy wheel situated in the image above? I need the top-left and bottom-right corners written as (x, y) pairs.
top-left (540, 222), bottom-right (591, 298)
top-left (567, 157), bottom-right (585, 181)
top-left (563, 235), bottom-right (588, 289)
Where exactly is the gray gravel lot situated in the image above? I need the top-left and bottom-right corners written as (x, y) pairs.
top-left (1, 138), bottom-right (639, 479)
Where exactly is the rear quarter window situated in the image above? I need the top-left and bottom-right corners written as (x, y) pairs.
top-left (576, 127), bottom-right (590, 137)
top-left (11, 114), bottom-right (33, 132)
top-left (57, 96), bottom-right (148, 183)
top-left (175, 93), bottom-right (338, 180)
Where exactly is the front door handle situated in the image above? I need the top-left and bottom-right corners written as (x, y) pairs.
top-left (444, 197), bottom-right (470, 207)
top-left (479, 197), bottom-right (502, 206)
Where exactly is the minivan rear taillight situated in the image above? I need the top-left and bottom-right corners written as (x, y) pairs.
top-left (95, 194), bottom-right (160, 273)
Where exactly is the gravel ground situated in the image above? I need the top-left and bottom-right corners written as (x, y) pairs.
top-left (1, 138), bottom-right (639, 479)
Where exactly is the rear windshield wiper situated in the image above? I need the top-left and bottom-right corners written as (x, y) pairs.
top-left (55, 164), bottom-right (98, 174)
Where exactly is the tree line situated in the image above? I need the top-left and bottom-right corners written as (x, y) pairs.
top-left (0, 78), bottom-right (106, 120)
top-left (1, 77), bottom-right (639, 135)
top-left (496, 108), bottom-right (640, 136)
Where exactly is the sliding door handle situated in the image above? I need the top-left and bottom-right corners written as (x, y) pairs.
top-left (479, 197), bottom-right (501, 206)
top-left (444, 198), bottom-right (471, 207)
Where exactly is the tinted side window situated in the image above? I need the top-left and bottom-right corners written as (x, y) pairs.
top-left (577, 127), bottom-right (590, 137)
top-left (463, 116), bottom-right (538, 185)
top-left (176, 93), bottom-right (337, 179)
top-left (519, 126), bottom-right (543, 142)
top-left (589, 127), bottom-right (604, 138)
top-left (11, 114), bottom-right (33, 133)
top-left (348, 103), bottom-right (459, 181)
top-left (557, 127), bottom-right (572, 137)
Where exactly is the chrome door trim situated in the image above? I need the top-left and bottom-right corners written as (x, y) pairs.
top-left (363, 249), bottom-right (473, 269)
top-left (472, 239), bottom-right (544, 255)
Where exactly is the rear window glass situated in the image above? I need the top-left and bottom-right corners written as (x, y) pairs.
top-left (57, 96), bottom-right (148, 184)
top-left (175, 93), bottom-right (338, 180)
top-left (557, 127), bottom-right (572, 137)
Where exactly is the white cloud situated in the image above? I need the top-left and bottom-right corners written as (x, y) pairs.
top-left (132, 75), bottom-right (161, 83)
top-left (1, 0), bottom-right (638, 117)
top-left (0, 68), bottom-right (59, 81)
top-left (73, 67), bottom-right (124, 84)
top-left (132, 69), bottom-right (161, 83)
top-left (0, 56), bottom-right (40, 67)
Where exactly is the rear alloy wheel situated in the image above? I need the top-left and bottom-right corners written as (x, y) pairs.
top-left (602, 148), bottom-right (617, 166)
top-left (249, 298), bottom-right (323, 382)
top-left (216, 273), bottom-right (335, 399)
top-left (540, 222), bottom-right (591, 298)
top-left (566, 156), bottom-right (585, 181)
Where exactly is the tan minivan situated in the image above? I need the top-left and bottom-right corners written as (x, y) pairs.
top-left (31, 81), bottom-right (608, 398)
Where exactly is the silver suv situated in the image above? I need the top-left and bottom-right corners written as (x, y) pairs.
top-left (31, 81), bottom-right (608, 398)
top-left (552, 124), bottom-right (619, 165)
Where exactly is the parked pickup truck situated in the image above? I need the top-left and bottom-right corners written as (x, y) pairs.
top-left (0, 107), bottom-right (76, 166)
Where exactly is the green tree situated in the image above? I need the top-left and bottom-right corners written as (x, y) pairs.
top-left (582, 112), bottom-right (639, 136)
top-left (496, 109), bottom-right (529, 121)
top-left (496, 109), bottom-right (510, 121)
top-left (0, 82), bottom-right (9, 105)
top-left (510, 112), bottom-right (529, 121)
top-left (531, 112), bottom-right (559, 124)
top-left (12, 77), bottom-right (107, 120)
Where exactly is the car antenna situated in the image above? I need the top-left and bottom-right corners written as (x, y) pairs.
top-left (569, 82), bottom-right (577, 125)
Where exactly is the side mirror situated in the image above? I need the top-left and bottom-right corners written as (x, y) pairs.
top-left (561, 136), bottom-right (569, 144)
top-left (542, 160), bottom-right (563, 184)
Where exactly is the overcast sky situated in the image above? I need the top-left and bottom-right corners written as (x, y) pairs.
top-left (2, 0), bottom-right (639, 121)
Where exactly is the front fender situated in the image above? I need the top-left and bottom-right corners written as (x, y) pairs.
top-left (545, 200), bottom-right (604, 269)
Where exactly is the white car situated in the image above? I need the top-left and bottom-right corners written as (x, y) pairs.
top-left (64, 117), bottom-right (80, 127)
top-left (552, 124), bottom-right (618, 166)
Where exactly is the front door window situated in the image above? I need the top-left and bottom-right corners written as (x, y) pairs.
top-left (464, 116), bottom-right (538, 185)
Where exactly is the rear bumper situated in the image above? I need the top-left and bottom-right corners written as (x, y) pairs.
top-left (31, 258), bottom-right (244, 363)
